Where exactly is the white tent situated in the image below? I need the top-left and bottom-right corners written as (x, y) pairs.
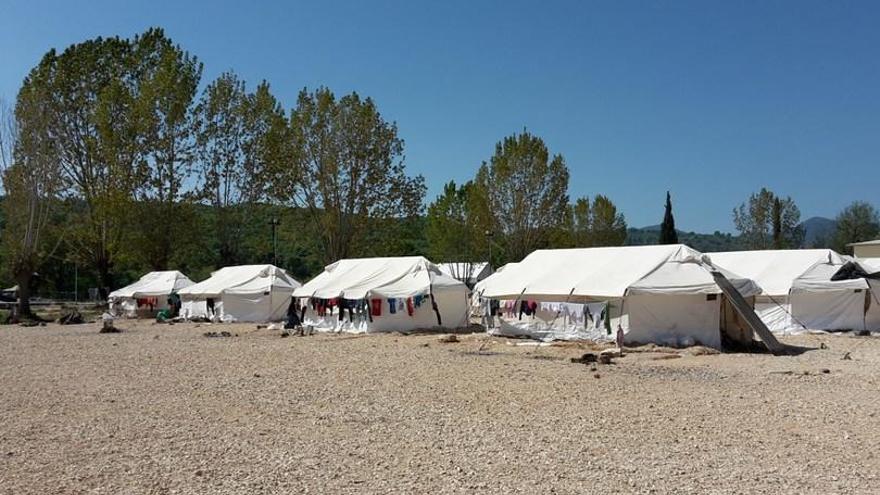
top-left (108, 271), bottom-right (194, 318)
top-left (437, 262), bottom-right (493, 286)
top-left (707, 249), bottom-right (870, 333)
top-left (853, 258), bottom-right (880, 331)
top-left (478, 245), bottom-right (760, 348)
top-left (178, 265), bottom-right (301, 322)
top-left (293, 256), bottom-right (469, 333)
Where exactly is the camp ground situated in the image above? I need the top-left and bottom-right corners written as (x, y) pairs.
top-left (177, 265), bottom-right (301, 323)
top-left (108, 271), bottom-right (194, 318)
top-left (292, 256), bottom-right (469, 333)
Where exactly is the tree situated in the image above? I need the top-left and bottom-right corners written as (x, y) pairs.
top-left (20, 35), bottom-right (145, 294)
top-left (131, 28), bottom-right (203, 270)
top-left (1, 93), bottom-right (63, 316)
top-left (474, 130), bottom-right (570, 262)
top-left (425, 180), bottom-right (490, 283)
top-left (590, 194), bottom-right (628, 246)
top-left (834, 201), bottom-right (880, 254)
top-left (279, 87), bottom-right (425, 263)
top-left (568, 197), bottom-right (592, 247)
top-left (733, 188), bottom-right (803, 249)
top-left (195, 72), bottom-right (287, 266)
top-left (659, 191), bottom-right (678, 244)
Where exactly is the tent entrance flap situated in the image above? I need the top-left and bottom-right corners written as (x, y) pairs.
top-left (710, 270), bottom-right (786, 354)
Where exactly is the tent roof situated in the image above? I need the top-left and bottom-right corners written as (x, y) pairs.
top-left (847, 239), bottom-right (880, 247)
top-left (109, 271), bottom-right (194, 299)
top-left (479, 244), bottom-right (759, 300)
top-left (856, 257), bottom-right (880, 273)
top-left (707, 249), bottom-right (861, 295)
top-left (178, 265), bottom-right (300, 298)
top-left (293, 256), bottom-right (466, 299)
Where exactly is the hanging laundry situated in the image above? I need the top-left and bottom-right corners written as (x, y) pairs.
top-left (406, 297), bottom-right (415, 316)
top-left (388, 299), bottom-right (397, 314)
top-left (414, 295), bottom-right (424, 308)
top-left (371, 299), bottom-right (382, 317)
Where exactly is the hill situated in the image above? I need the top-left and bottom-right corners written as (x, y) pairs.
top-left (625, 226), bottom-right (743, 252)
top-left (800, 216), bottom-right (837, 248)
top-left (625, 216), bottom-right (838, 251)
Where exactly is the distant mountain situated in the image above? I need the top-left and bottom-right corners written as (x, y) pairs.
top-left (799, 216), bottom-right (837, 248)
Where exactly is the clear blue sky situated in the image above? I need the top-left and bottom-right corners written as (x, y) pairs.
top-left (2, 0), bottom-right (878, 232)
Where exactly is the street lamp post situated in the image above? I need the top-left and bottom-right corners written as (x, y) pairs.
top-left (269, 217), bottom-right (280, 266)
top-left (485, 230), bottom-right (494, 268)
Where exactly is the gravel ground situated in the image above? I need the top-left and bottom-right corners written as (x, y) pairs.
top-left (1, 321), bottom-right (878, 494)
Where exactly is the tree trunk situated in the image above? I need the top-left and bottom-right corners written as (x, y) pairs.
top-left (15, 269), bottom-right (33, 317)
top-left (97, 260), bottom-right (113, 301)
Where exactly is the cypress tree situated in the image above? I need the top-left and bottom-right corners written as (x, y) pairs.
top-left (659, 191), bottom-right (679, 244)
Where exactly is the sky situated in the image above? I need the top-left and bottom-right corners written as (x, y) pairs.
top-left (1, 0), bottom-right (878, 232)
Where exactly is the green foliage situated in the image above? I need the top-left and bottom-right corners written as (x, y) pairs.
top-left (833, 201), bottom-right (880, 254)
top-left (425, 181), bottom-right (488, 262)
top-left (733, 187), bottom-right (803, 249)
top-left (626, 227), bottom-right (743, 252)
top-left (659, 191), bottom-right (678, 244)
top-left (193, 72), bottom-right (288, 266)
top-left (474, 130), bottom-right (569, 263)
top-left (279, 87), bottom-right (426, 264)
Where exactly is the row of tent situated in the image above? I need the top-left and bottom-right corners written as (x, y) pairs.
top-left (108, 245), bottom-right (880, 348)
top-left (475, 246), bottom-right (880, 347)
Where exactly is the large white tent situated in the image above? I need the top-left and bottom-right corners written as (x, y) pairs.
top-left (478, 245), bottom-right (760, 348)
top-left (178, 265), bottom-right (301, 322)
top-left (707, 249), bottom-right (870, 333)
top-left (293, 256), bottom-right (469, 333)
top-left (108, 271), bottom-right (194, 318)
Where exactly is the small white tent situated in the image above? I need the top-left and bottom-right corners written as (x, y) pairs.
top-left (108, 271), bottom-right (194, 318)
top-left (478, 245), bottom-right (760, 348)
top-left (178, 265), bottom-right (301, 322)
top-left (293, 256), bottom-right (469, 333)
top-left (707, 249), bottom-right (869, 333)
top-left (852, 258), bottom-right (880, 331)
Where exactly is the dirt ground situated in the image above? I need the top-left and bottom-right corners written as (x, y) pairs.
top-left (1, 320), bottom-right (878, 494)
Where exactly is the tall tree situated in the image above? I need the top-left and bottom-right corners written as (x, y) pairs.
top-left (195, 73), bottom-right (287, 266)
top-left (131, 28), bottom-right (203, 269)
top-left (659, 191), bottom-right (678, 244)
top-left (833, 201), bottom-right (880, 254)
top-left (590, 194), bottom-right (628, 246)
top-left (20, 35), bottom-right (145, 294)
top-left (568, 197), bottom-right (592, 247)
top-left (733, 188), bottom-right (803, 249)
top-left (1, 91), bottom-right (63, 316)
top-left (425, 180), bottom-right (490, 280)
top-left (474, 130), bottom-right (570, 262)
top-left (279, 87), bottom-right (425, 263)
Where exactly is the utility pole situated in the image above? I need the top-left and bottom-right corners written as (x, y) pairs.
top-left (485, 230), bottom-right (494, 269)
top-left (269, 217), bottom-right (280, 266)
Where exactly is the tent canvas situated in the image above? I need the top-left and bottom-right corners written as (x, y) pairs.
top-left (293, 256), bottom-right (469, 333)
top-left (852, 258), bottom-right (880, 331)
top-left (478, 245), bottom-right (760, 348)
top-left (708, 250), bottom-right (869, 333)
top-left (178, 265), bottom-right (301, 322)
top-left (108, 271), bottom-right (194, 318)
